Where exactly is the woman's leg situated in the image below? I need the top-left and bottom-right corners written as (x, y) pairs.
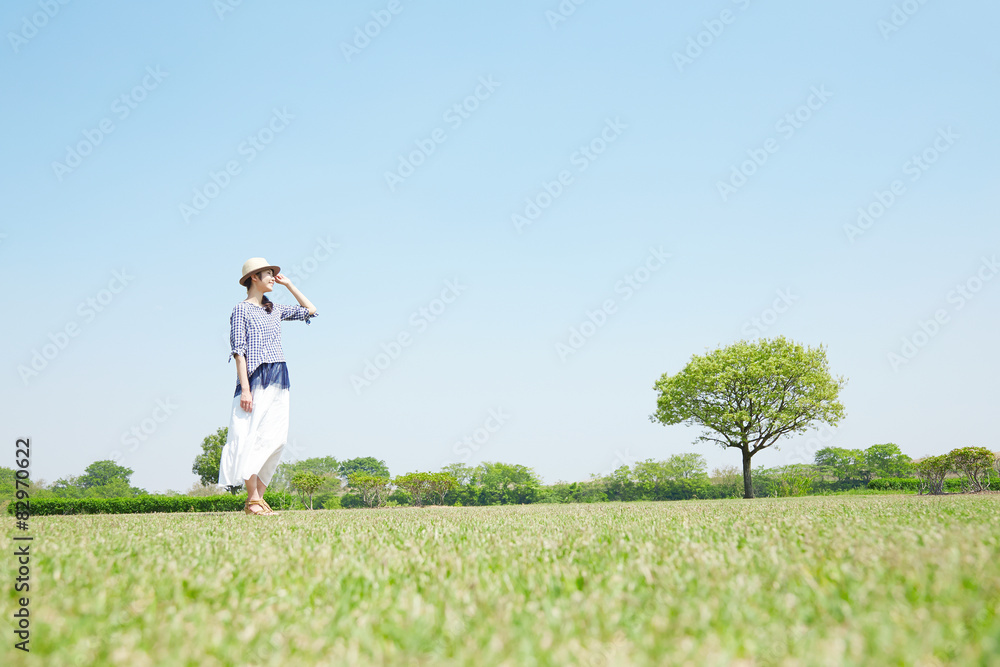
top-left (245, 474), bottom-right (266, 514)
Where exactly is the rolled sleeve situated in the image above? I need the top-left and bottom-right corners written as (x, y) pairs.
top-left (229, 306), bottom-right (248, 362)
top-left (277, 303), bottom-right (318, 325)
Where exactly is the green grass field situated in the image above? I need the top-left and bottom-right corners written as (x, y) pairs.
top-left (5, 494), bottom-right (1000, 666)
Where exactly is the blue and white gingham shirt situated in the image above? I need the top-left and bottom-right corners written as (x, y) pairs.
top-left (228, 301), bottom-right (317, 386)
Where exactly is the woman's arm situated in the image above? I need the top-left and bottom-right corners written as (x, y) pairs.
top-left (275, 273), bottom-right (316, 315)
top-left (234, 353), bottom-right (253, 412)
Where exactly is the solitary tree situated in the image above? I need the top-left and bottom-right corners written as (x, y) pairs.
top-left (915, 455), bottom-right (951, 495)
top-left (290, 471), bottom-right (326, 509)
top-left (272, 457), bottom-right (341, 495)
top-left (427, 472), bottom-right (459, 505)
top-left (347, 472), bottom-right (392, 508)
top-left (394, 472), bottom-right (434, 507)
top-left (79, 460), bottom-right (134, 488)
top-left (948, 446), bottom-right (994, 492)
top-left (192, 427), bottom-right (242, 494)
top-left (650, 337), bottom-right (846, 499)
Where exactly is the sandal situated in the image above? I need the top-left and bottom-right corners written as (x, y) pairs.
top-left (258, 498), bottom-right (275, 514)
top-left (244, 499), bottom-right (268, 516)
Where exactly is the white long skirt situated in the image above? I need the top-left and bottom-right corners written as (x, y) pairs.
top-left (218, 382), bottom-right (289, 487)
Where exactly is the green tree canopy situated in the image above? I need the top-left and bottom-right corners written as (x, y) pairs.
top-left (84, 477), bottom-right (144, 499)
top-left (650, 336), bottom-right (846, 499)
top-left (347, 472), bottom-right (392, 508)
top-left (814, 447), bottom-right (868, 483)
top-left (864, 443), bottom-right (912, 479)
top-left (427, 472), bottom-right (459, 505)
top-left (46, 464), bottom-right (145, 499)
top-left (339, 457), bottom-right (390, 483)
top-left (662, 453), bottom-right (708, 480)
top-left (0, 466), bottom-right (18, 500)
top-left (290, 471), bottom-right (326, 509)
top-left (473, 462), bottom-right (542, 504)
top-left (394, 472), bottom-right (434, 507)
top-left (273, 456), bottom-right (341, 494)
top-left (632, 459), bottom-right (674, 496)
top-left (440, 462), bottom-right (475, 486)
top-left (78, 460), bottom-right (134, 489)
top-left (192, 427), bottom-right (242, 493)
top-left (915, 455), bottom-right (951, 495)
top-left (948, 446), bottom-right (994, 492)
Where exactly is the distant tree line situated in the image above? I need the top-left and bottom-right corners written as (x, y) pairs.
top-left (1, 460), bottom-right (147, 501)
top-left (2, 439), bottom-right (995, 513)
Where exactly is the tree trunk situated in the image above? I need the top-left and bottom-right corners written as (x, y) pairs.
top-left (742, 448), bottom-right (754, 499)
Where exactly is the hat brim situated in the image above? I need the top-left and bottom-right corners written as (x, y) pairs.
top-left (240, 265), bottom-right (281, 287)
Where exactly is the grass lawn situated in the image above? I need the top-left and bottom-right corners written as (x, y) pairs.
top-left (5, 494), bottom-right (999, 666)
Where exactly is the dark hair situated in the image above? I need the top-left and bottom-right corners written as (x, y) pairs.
top-left (244, 270), bottom-right (274, 313)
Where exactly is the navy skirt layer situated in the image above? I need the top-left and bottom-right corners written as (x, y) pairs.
top-left (234, 361), bottom-right (290, 397)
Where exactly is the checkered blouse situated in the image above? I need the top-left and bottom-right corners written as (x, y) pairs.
top-left (228, 301), bottom-right (317, 392)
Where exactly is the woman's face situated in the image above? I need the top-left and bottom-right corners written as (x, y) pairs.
top-left (253, 269), bottom-right (275, 292)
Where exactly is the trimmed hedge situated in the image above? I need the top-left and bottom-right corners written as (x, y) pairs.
top-left (6, 492), bottom-right (296, 516)
top-left (868, 478), bottom-right (968, 493)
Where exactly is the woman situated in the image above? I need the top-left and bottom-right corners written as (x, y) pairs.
top-left (218, 257), bottom-right (318, 515)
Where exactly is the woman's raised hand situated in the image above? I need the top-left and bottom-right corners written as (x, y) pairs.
top-left (274, 272), bottom-right (292, 287)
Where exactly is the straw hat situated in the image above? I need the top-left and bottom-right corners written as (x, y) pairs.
top-left (239, 257), bottom-right (281, 287)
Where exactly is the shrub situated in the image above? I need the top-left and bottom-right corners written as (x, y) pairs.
top-left (915, 456), bottom-right (952, 495)
top-left (869, 477), bottom-right (968, 494)
top-left (339, 493), bottom-right (365, 509)
top-left (347, 473), bottom-right (392, 508)
top-left (7, 492), bottom-right (295, 516)
top-left (387, 489), bottom-right (412, 506)
top-left (948, 447), bottom-right (995, 492)
top-left (869, 478), bottom-right (920, 491)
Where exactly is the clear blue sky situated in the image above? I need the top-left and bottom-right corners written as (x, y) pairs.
top-left (3, 0), bottom-right (998, 493)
